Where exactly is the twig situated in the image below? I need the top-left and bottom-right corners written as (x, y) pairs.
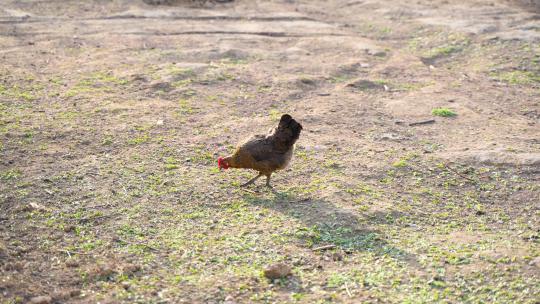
top-left (69, 214), bottom-right (116, 223)
top-left (58, 249), bottom-right (92, 256)
top-left (119, 182), bottom-right (129, 196)
top-left (312, 244), bottom-right (336, 251)
top-left (116, 239), bottom-right (159, 252)
top-left (345, 282), bottom-right (352, 298)
top-left (444, 165), bottom-right (476, 183)
top-left (240, 188), bottom-right (257, 194)
top-left (408, 119), bottom-right (435, 126)
top-left (85, 204), bottom-right (110, 209)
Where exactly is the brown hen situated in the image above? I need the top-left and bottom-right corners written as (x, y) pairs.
top-left (218, 114), bottom-right (302, 188)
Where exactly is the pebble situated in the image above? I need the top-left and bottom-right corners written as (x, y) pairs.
top-left (224, 295), bottom-right (237, 304)
top-left (29, 296), bottom-right (52, 304)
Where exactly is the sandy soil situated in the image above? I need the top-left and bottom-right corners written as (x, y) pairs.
top-left (1, 0), bottom-right (539, 303)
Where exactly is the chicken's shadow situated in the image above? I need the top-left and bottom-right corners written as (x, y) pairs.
top-left (242, 190), bottom-right (417, 264)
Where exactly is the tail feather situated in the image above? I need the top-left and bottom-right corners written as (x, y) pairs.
top-left (273, 114), bottom-right (302, 149)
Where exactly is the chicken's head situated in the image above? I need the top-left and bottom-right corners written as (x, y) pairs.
top-left (218, 157), bottom-right (230, 170)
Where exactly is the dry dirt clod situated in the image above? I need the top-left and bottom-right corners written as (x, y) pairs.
top-left (6, 262), bottom-right (24, 271)
top-left (263, 263), bottom-right (292, 280)
top-left (24, 202), bottom-right (48, 212)
top-left (63, 225), bottom-right (76, 233)
top-left (121, 264), bottom-right (142, 275)
top-left (29, 296), bottom-right (52, 304)
top-left (0, 243), bottom-right (7, 257)
top-left (65, 259), bottom-right (79, 268)
top-left (332, 252), bottom-right (344, 261)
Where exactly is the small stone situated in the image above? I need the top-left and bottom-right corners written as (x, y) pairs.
top-left (263, 263), bottom-right (291, 280)
top-left (156, 119), bottom-right (164, 126)
top-left (29, 296), bottom-right (52, 304)
top-left (224, 295), bottom-right (236, 304)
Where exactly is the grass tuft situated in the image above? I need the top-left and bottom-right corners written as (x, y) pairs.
top-left (432, 108), bottom-right (457, 117)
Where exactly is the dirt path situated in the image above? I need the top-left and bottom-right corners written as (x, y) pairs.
top-left (1, 0), bottom-right (539, 303)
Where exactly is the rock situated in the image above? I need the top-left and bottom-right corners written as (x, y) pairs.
top-left (345, 79), bottom-right (384, 91)
top-left (365, 48), bottom-right (386, 56)
top-left (263, 263), bottom-right (292, 280)
top-left (379, 133), bottom-right (402, 141)
top-left (530, 256), bottom-right (540, 268)
top-left (224, 295), bottom-right (236, 304)
top-left (29, 296), bottom-right (52, 304)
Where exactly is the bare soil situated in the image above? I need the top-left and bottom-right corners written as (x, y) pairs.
top-left (1, 0), bottom-right (539, 303)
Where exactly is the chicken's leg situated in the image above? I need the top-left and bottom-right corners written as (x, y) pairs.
top-left (241, 173), bottom-right (262, 187)
top-left (265, 174), bottom-right (272, 188)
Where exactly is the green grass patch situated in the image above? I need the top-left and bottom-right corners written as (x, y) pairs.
top-left (492, 70), bottom-right (540, 85)
top-left (1, 169), bottom-right (22, 181)
top-left (432, 108), bottom-right (457, 117)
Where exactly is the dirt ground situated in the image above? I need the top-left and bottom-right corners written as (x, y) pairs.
top-left (1, 0), bottom-right (539, 303)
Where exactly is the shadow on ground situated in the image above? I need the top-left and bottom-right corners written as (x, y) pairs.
top-left (241, 189), bottom-right (416, 263)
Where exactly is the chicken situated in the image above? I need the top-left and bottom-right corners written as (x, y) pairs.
top-left (218, 114), bottom-right (303, 188)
